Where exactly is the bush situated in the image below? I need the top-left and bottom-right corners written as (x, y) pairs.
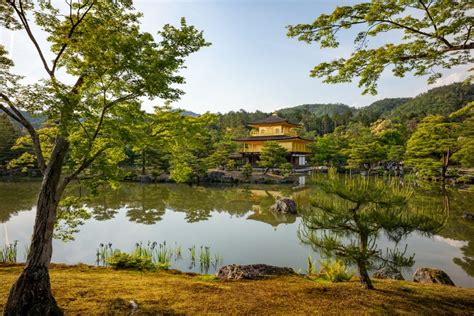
top-left (318, 259), bottom-right (354, 282)
top-left (226, 159), bottom-right (235, 170)
top-left (107, 251), bottom-right (163, 271)
top-left (279, 162), bottom-right (293, 177)
top-left (242, 162), bottom-right (253, 180)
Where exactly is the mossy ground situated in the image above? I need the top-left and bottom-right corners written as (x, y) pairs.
top-left (1, 264), bottom-right (473, 314)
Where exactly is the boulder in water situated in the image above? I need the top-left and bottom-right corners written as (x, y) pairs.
top-left (270, 197), bottom-right (297, 214)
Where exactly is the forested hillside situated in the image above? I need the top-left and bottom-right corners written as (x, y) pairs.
top-left (277, 103), bottom-right (353, 118)
top-left (389, 83), bottom-right (474, 121)
top-left (1, 82), bottom-right (473, 180)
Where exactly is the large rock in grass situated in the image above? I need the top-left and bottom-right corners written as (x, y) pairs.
top-left (413, 267), bottom-right (455, 286)
top-left (270, 197), bottom-right (297, 214)
top-left (217, 264), bottom-right (296, 280)
top-left (372, 267), bottom-right (404, 280)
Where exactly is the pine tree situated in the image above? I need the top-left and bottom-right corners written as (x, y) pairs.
top-left (300, 169), bottom-right (445, 289)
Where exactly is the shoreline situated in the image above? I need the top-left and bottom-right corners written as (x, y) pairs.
top-left (1, 263), bottom-right (474, 314)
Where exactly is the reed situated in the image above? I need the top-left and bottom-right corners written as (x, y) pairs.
top-left (0, 240), bottom-right (18, 263)
top-left (199, 246), bottom-right (211, 273)
top-left (307, 256), bottom-right (317, 275)
top-left (96, 243), bottom-right (114, 266)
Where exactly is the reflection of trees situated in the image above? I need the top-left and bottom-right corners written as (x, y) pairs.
top-left (407, 182), bottom-right (474, 277)
top-left (84, 183), bottom-right (298, 226)
top-left (0, 182), bottom-right (40, 223)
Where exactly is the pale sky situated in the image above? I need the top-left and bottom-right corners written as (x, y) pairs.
top-left (0, 0), bottom-right (469, 114)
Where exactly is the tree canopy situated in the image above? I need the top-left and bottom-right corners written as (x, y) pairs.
top-left (287, 0), bottom-right (473, 94)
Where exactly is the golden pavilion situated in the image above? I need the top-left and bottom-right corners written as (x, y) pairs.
top-left (233, 113), bottom-right (312, 166)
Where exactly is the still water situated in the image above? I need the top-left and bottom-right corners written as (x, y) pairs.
top-left (1, 180), bottom-right (473, 287)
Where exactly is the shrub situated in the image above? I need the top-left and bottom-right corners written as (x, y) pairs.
top-left (107, 251), bottom-right (162, 271)
top-left (280, 162), bottom-right (293, 177)
top-left (226, 159), bottom-right (235, 170)
top-left (318, 258), bottom-right (354, 282)
top-left (242, 162), bottom-right (253, 180)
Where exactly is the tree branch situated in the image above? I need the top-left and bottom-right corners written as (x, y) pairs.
top-left (51, 0), bottom-right (95, 74)
top-left (56, 146), bottom-right (108, 198)
top-left (0, 93), bottom-right (47, 173)
top-left (7, 0), bottom-right (53, 76)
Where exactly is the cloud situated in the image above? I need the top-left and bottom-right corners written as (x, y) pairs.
top-left (432, 65), bottom-right (471, 88)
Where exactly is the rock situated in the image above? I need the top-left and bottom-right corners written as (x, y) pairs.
top-left (372, 267), bottom-right (404, 280)
top-left (462, 212), bottom-right (474, 221)
top-left (217, 264), bottom-right (296, 280)
top-left (270, 197), bottom-right (297, 214)
top-left (413, 267), bottom-right (455, 286)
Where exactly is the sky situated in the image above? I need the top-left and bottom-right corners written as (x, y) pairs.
top-left (0, 0), bottom-right (470, 114)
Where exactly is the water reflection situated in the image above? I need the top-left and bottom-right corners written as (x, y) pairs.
top-left (0, 179), bottom-right (473, 286)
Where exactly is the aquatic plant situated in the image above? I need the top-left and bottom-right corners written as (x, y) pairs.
top-left (175, 244), bottom-right (182, 259)
top-left (307, 256), bottom-right (317, 276)
top-left (96, 243), bottom-right (115, 266)
top-left (0, 241), bottom-right (18, 263)
top-left (23, 244), bottom-right (30, 262)
top-left (189, 245), bottom-right (196, 264)
top-left (95, 241), bottom-right (223, 273)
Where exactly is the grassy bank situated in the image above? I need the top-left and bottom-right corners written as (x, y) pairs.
top-left (1, 264), bottom-right (473, 314)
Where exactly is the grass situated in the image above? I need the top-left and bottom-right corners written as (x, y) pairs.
top-left (1, 264), bottom-right (474, 314)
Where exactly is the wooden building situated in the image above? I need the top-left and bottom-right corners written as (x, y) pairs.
top-left (233, 113), bottom-right (312, 166)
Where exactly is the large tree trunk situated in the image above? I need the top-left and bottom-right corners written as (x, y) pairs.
top-left (4, 138), bottom-right (69, 316)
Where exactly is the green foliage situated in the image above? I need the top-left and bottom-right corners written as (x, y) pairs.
top-left (353, 98), bottom-right (411, 126)
top-left (226, 159), bottom-right (235, 171)
top-left (54, 198), bottom-right (92, 242)
top-left (0, 113), bottom-right (18, 166)
top-left (0, 0), bottom-right (210, 202)
top-left (241, 162), bottom-right (253, 180)
top-left (0, 241), bottom-right (18, 263)
top-left (390, 83), bottom-right (474, 123)
top-left (300, 168), bottom-right (446, 289)
top-left (344, 124), bottom-right (386, 171)
top-left (106, 251), bottom-right (158, 271)
top-left (318, 258), bottom-right (354, 282)
top-left (279, 162), bottom-right (293, 177)
top-left (307, 256), bottom-right (317, 275)
top-left (309, 132), bottom-right (347, 167)
top-left (288, 1), bottom-right (473, 94)
top-left (406, 102), bottom-right (473, 179)
top-left (258, 141), bottom-right (288, 173)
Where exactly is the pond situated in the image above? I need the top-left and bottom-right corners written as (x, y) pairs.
top-left (1, 179), bottom-right (473, 287)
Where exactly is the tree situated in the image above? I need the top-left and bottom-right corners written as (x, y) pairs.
top-left (300, 169), bottom-right (445, 289)
top-left (241, 162), bottom-right (253, 180)
top-left (405, 102), bottom-right (473, 179)
top-left (371, 119), bottom-right (407, 173)
top-left (309, 132), bottom-right (347, 168)
top-left (257, 141), bottom-right (288, 174)
top-left (344, 124), bottom-right (386, 173)
top-left (0, 1), bottom-right (209, 314)
top-left (287, 1), bottom-right (473, 94)
top-left (0, 113), bottom-right (18, 167)
top-left (168, 113), bottom-right (216, 183)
